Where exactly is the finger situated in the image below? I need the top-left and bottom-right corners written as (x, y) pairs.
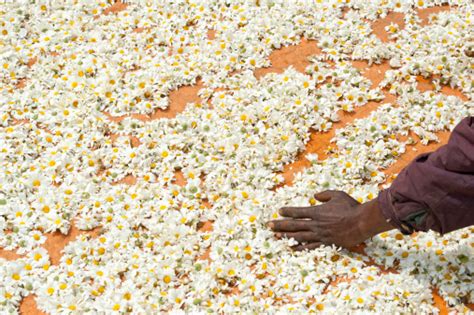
top-left (267, 219), bottom-right (311, 232)
top-left (314, 190), bottom-right (342, 202)
top-left (291, 242), bottom-right (324, 251)
top-left (279, 206), bottom-right (315, 218)
top-left (277, 232), bottom-right (317, 243)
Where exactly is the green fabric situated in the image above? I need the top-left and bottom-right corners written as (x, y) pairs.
top-left (403, 210), bottom-right (428, 228)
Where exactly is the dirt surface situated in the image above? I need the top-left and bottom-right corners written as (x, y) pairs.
top-left (3, 2), bottom-right (471, 314)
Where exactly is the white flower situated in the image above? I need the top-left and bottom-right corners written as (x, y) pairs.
top-left (0, 1), bottom-right (472, 313)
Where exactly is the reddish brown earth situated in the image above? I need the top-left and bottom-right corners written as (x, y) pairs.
top-left (3, 2), bottom-right (471, 314)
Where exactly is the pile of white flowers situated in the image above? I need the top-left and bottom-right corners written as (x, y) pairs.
top-left (0, 0), bottom-right (472, 313)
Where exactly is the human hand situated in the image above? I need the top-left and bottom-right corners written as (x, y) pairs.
top-left (266, 190), bottom-right (393, 251)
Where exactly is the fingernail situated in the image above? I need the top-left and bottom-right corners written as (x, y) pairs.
top-left (266, 222), bottom-right (274, 229)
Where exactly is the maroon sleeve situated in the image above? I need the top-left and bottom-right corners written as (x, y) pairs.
top-left (378, 116), bottom-right (474, 235)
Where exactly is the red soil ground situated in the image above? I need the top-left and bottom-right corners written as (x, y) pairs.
top-left (2, 2), bottom-right (470, 314)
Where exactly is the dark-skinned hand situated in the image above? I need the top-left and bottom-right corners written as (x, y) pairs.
top-left (266, 190), bottom-right (393, 251)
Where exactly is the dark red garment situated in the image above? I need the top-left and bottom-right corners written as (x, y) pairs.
top-left (378, 117), bottom-right (474, 235)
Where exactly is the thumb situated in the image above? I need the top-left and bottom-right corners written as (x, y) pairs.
top-left (314, 190), bottom-right (342, 202)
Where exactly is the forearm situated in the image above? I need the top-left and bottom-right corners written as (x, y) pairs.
top-left (358, 199), bottom-right (394, 239)
top-left (378, 117), bottom-right (474, 235)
